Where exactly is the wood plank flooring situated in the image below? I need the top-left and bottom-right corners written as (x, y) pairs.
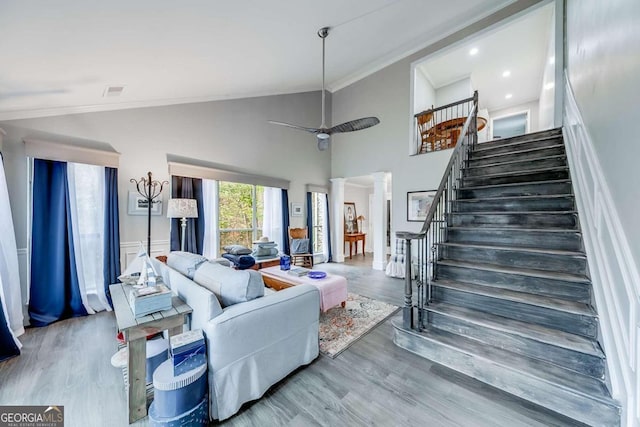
top-left (0, 256), bottom-right (582, 426)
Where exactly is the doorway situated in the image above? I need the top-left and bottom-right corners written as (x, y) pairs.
top-left (491, 111), bottom-right (530, 139)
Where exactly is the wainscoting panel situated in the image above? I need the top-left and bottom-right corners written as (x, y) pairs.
top-left (120, 240), bottom-right (170, 270)
top-left (564, 75), bottom-right (640, 426)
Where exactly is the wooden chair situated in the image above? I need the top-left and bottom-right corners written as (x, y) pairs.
top-left (288, 227), bottom-right (313, 268)
top-left (416, 109), bottom-right (446, 153)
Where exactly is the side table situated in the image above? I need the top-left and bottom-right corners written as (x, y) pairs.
top-left (110, 283), bottom-right (193, 424)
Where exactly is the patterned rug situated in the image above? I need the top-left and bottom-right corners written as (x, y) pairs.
top-left (319, 292), bottom-right (400, 358)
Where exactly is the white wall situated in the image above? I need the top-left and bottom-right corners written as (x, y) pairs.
top-left (0, 90), bottom-right (330, 311)
top-left (435, 77), bottom-right (473, 107)
top-left (414, 68), bottom-right (436, 114)
top-left (331, 1), bottom-right (541, 240)
top-left (344, 183), bottom-right (372, 253)
top-left (538, 6), bottom-right (556, 130)
top-left (566, 0), bottom-right (640, 425)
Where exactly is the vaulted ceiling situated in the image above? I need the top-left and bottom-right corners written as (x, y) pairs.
top-left (0, 0), bottom-right (515, 120)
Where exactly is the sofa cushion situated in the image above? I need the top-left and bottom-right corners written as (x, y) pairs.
top-left (167, 251), bottom-right (208, 279)
top-left (192, 261), bottom-right (264, 307)
top-left (291, 239), bottom-right (309, 254)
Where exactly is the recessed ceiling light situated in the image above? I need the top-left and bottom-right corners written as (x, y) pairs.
top-left (469, 47), bottom-right (479, 56)
top-left (549, 56), bottom-right (555, 65)
top-left (502, 70), bottom-right (511, 78)
top-left (505, 93), bottom-right (513, 99)
top-left (544, 82), bottom-right (555, 90)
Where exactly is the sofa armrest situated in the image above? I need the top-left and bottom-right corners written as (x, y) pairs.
top-left (204, 284), bottom-right (319, 369)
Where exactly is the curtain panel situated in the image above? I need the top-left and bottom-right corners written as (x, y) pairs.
top-left (171, 176), bottom-right (205, 254)
top-left (29, 159), bottom-right (87, 326)
top-left (324, 194), bottom-right (333, 262)
top-left (281, 189), bottom-right (290, 255)
top-left (103, 167), bottom-right (120, 306)
top-left (306, 192), bottom-right (314, 254)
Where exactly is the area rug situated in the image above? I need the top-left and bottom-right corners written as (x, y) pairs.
top-left (319, 292), bottom-right (400, 358)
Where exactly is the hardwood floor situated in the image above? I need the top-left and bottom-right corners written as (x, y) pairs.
top-left (0, 259), bottom-right (582, 427)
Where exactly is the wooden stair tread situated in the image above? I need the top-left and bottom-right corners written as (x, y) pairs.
top-left (433, 279), bottom-right (595, 316)
top-left (465, 154), bottom-right (567, 171)
top-left (456, 179), bottom-right (572, 192)
top-left (426, 302), bottom-right (603, 358)
top-left (461, 166), bottom-right (569, 180)
top-left (400, 324), bottom-right (615, 404)
top-left (437, 242), bottom-right (585, 257)
top-left (455, 194), bottom-right (574, 202)
top-left (468, 145), bottom-right (566, 162)
top-left (474, 135), bottom-right (563, 154)
top-left (437, 259), bottom-right (589, 284)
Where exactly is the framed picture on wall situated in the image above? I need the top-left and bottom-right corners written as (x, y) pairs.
top-left (291, 203), bottom-right (303, 217)
top-left (344, 202), bottom-right (357, 234)
top-left (127, 191), bottom-right (162, 216)
top-left (407, 190), bottom-right (436, 222)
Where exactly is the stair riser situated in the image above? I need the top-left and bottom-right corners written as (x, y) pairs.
top-left (462, 169), bottom-right (570, 186)
top-left (465, 157), bottom-right (567, 177)
top-left (426, 311), bottom-right (605, 378)
top-left (457, 181), bottom-right (573, 199)
top-left (393, 325), bottom-right (620, 427)
top-left (446, 229), bottom-right (583, 251)
top-left (467, 146), bottom-right (566, 167)
top-left (454, 197), bottom-right (574, 212)
top-left (436, 264), bottom-right (591, 302)
top-left (441, 245), bottom-right (588, 276)
top-left (449, 213), bottom-right (578, 229)
top-left (478, 129), bottom-right (562, 149)
top-left (474, 137), bottom-right (563, 157)
top-left (433, 286), bottom-right (597, 338)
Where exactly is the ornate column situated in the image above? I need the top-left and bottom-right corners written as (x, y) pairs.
top-left (330, 178), bottom-right (345, 263)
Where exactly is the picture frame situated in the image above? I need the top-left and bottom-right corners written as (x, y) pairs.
top-left (128, 191), bottom-right (162, 216)
top-left (344, 202), bottom-right (358, 234)
top-left (407, 190), bottom-right (436, 222)
top-left (291, 203), bottom-right (303, 217)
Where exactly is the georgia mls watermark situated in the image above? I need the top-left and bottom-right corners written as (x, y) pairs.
top-left (0, 406), bottom-right (64, 427)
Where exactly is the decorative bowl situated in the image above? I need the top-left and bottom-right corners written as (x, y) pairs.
top-left (308, 271), bottom-right (327, 279)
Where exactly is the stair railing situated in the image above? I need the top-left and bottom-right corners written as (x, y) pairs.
top-left (398, 91), bottom-right (478, 330)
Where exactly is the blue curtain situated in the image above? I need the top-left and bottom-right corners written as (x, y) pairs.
top-left (103, 167), bottom-right (120, 307)
top-left (325, 194), bottom-right (333, 262)
top-left (281, 189), bottom-right (290, 255)
top-left (29, 159), bottom-right (87, 327)
top-left (0, 293), bottom-right (20, 361)
top-left (306, 192), bottom-right (313, 253)
top-left (171, 176), bottom-right (204, 254)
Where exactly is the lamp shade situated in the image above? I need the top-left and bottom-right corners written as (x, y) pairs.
top-left (166, 198), bottom-right (198, 218)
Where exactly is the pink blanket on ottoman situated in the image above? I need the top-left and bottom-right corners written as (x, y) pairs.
top-left (259, 266), bottom-right (347, 312)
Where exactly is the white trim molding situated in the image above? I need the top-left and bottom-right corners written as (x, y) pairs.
top-left (564, 75), bottom-right (640, 427)
top-left (24, 139), bottom-right (120, 168)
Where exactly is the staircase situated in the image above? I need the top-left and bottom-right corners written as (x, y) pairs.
top-left (393, 128), bottom-right (621, 426)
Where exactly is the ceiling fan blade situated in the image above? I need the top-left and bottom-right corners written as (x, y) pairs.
top-left (268, 121), bottom-right (320, 134)
top-left (329, 117), bottom-right (380, 134)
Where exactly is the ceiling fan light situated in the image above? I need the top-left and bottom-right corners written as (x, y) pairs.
top-left (317, 132), bottom-right (330, 140)
top-left (317, 139), bottom-right (330, 151)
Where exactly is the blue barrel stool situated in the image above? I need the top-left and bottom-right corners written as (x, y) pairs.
top-left (150, 357), bottom-right (208, 426)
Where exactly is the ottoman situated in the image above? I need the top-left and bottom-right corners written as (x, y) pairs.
top-left (259, 266), bottom-right (347, 312)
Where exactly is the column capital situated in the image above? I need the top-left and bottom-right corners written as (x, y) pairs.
top-left (371, 171), bottom-right (388, 182)
top-left (330, 177), bottom-right (346, 184)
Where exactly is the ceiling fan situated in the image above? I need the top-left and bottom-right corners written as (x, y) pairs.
top-left (269, 27), bottom-right (380, 151)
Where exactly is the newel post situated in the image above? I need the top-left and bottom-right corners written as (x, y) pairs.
top-left (403, 237), bottom-right (413, 329)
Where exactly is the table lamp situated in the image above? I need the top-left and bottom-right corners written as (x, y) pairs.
top-left (356, 215), bottom-right (365, 233)
top-left (167, 198), bottom-right (198, 251)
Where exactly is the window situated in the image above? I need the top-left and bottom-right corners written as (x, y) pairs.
top-left (311, 192), bottom-right (325, 255)
top-left (217, 181), bottom-right (264, 253)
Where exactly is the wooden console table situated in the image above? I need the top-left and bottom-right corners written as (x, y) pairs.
top-left (110, 283), bottom-right (192, 423)
top-left (344, 233), bottom-right (366, 259)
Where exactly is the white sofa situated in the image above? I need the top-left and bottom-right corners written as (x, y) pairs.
top-left (151, 253), bottom-right (320, 421)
